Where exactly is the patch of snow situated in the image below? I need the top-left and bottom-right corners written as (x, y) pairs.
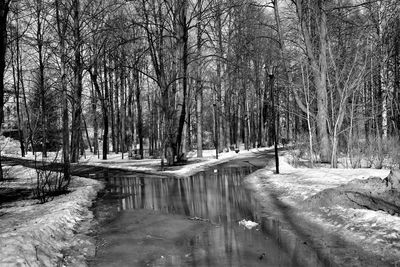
top-left (3, 133), bottom-right (274, 177)
top-left (0, 166), bottom-right (104, 267)
top-left (260, 156), bottom-right (389, 206)
top-left (238, 219), bottom-right (259, 229)
top-left (245, 155), bottom-right (399, 265)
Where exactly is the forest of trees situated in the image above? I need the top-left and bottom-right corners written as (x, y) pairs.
top-left (0, 0), bottom-right (399, 181)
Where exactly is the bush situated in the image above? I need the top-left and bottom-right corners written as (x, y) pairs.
top-left (287, 133), bottom-right (318, 167)
top-left (34, 153), bottom-right (71, 203)
top-left (347, 135), bottom-right (400, 169)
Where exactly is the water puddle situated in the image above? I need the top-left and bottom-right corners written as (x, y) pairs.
top-left (89, 163), bottom-right (327, 266)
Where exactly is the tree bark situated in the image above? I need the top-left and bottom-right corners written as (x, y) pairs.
top-left (114, 57), bottom-right (120, 154)
top-left (70, 0), bottom-right (83, 163)
top-left (35, 0), bottom-right (47, 158)
top-left (90, 54), bottom-right (108, 160)
top-left (11, 20), bottom-right (25, 157)
top-left (176, 0), bottom-right (189, 161)
top-left (0, 0), bottom-right (9, 180)
top-left (135, 70), bottom-right (143, 159)
top-left (109, 56), bottom-right (116, 153)
top-left (120, 59), bottom-right (126, 158)
top-left (196, 0), bottom-right (203, 158)
top-left (55, 0), bottom-right (70, 184)
top-left (127, 70), bottom-right (134, 157)
top-left (295, 0), bottom-right (331, 162)
top-left (91, 83), bottom-right (98, 155)
top-left (216, 3), bottom-right (225, 152)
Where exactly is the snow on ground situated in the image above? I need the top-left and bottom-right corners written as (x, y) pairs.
top-left (5, 146), bottom-right (270, 177)
top-left (76, 147), bottom-right (272, 177)
top-left (257, 158), bottom-right (390, 206)
top-left (1, 134), bottom-right (273, 177)
top-left (0, 165), bottom-right (104, 267)
top-left (245, 156), bottom-right (400, 265)
top-left (238, 219), bottom-right (259, 230)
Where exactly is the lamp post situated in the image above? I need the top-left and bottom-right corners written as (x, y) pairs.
top-left (213, 102), bottom-right (218, 159)
top-left (268, 66), bottom-right (279, 174)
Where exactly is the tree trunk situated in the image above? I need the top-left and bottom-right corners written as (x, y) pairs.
top-left (301, 62), bottom-right (314, 166)
top-left (236, 96), bottom-right (241, 148)
top-left (378, 9), bottom-right (388, 140)
top-left (135, 70), bottom-right (143, 159)
top-left (127, 71), bottom-right (134, 157)
top-left (83, 115), bottom-right (92, 153)
top-left (295, 0), bottom-right (330, 162)
top-left (11, 28), bottom-right (25, 157)
top-left (36, 1), bottom-right (47, 158)
top-left (56, 0), bottom-right (70, 184)
top-left (70, 0), bottom-right (83, 163)
top-left (91, 83), bottom-right (98, 155)
top-left (0, 0), bottom-right (9, 180)
top-left (196, 85), bottom-right (203, 157)
top-left (216, 3), bottom-right (225, 152)
top-left (316, 5), bottom-right (330, 163)
top-left (90, 55), bottom-right (108, 160)
top-left (147, 94), bottom-right (153, 155)
top-left (115, 58), bottom-right (120, 154)
top-left (102, 55), bottom-right (109, 159)
top-left (120, 60), bottom-right (126, 159)
top-left (242, 80), bottom-right (248, 150)
top-left (109, 57), bottom-right (116, 153)
top-left (176, 0), bottom-right (188, 161)
top-left (21, 58), bottom-right (35, 157)
top-left (196, 0), bottom-right (203, 158)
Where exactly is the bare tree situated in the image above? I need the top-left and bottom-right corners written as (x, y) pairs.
top-left (70, 0), bottom-right (83, 163)
top-left (0, 0), bottom-right (10, 180)
top-left (293, 0), bottom-right (330, 162)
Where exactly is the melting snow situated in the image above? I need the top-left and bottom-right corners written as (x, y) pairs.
top-left (245, 155), bottom-right (400, 264)
top-left (238, 219), bottom-right (259, 229)
top-left (0, 166), bottom-right (103, 266)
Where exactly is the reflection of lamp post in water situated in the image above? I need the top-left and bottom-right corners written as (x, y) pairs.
top-left (213, 102), bottom-right (218, 159)
top-left (268, 66), bottom-right (279, 174)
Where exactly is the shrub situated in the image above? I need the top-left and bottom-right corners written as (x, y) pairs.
top-left (347, 135), bottom-right (400, 169)
top-left (34, 153), bottom-right (71, 204)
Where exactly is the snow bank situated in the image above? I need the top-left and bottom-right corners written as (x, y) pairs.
top-left (259, 156), bottom-right (389, 206)
top-left (245, 155), bottom-right (400, 265)
top-left (307, 207), bottom-right (400, 261)
top-left (0, 173), bottom-right (103, 266)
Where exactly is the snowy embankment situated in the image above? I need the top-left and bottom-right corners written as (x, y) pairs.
top-left (0, 166), bottom-right (104, 267)
top-left (245, 156), bottom-right (400, 265)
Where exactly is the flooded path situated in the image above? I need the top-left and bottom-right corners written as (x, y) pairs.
top-left (87, 153), bottom-right (328, 267)
top-left (3, 154), bottom-right (391, 266)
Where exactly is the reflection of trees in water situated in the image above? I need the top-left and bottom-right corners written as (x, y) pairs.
top-left (104, 167), bottom-right (327, 266)
top-left (108, 166), bottom-right (259, 223)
